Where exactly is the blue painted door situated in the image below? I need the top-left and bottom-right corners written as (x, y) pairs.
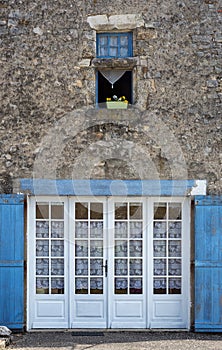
top-left (195, 196), bottom-right (222, 332)
top-left (0, 194), bottom-right (24, 329)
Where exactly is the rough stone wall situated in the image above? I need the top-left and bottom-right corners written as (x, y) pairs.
top-left (0, 0), bottom-right (221, 194)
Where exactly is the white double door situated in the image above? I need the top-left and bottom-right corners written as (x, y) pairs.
top-left (28, 196), bottom-right (190, 329)
top-left (70, 198), bottom-right (146, 328)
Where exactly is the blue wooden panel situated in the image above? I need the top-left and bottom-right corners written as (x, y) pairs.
top-left (0, 267), bottom-right (24, 329)
top-left (195, 196), bottom-right (222, 332)
top-left (20, 179), bottom-right (195, 196)
top-left (0, 194), bottom-right (24, 329)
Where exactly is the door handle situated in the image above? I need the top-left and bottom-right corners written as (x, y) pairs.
top-left (103, 260), bottom-right (108, 277)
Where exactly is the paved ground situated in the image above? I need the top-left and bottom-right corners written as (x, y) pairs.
top-left (8, 331), bottom-right (222, 350)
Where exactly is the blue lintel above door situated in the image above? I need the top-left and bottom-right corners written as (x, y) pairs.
top-left (18, 179), bottom-right (206, 197)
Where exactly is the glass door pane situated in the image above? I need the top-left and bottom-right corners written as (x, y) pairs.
top-left (74, 202), bottom-right (104, 295)
top-left (114, 202), bottom-right (143, 295)
top-left (153, 202), bottom-right (182, 295)
top-left (35, 202), bottom-right (65, 295)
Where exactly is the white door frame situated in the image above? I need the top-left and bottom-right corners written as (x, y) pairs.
top-left (27, 196), bottom-right (69, 329)
top-left (27, 196), bottom-right (190, 330)
top-left (107, 197), bottom-right (147, 328)
top-left (69, 197), bottom-right (108, 328)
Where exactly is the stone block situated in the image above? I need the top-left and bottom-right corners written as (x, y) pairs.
top-left (109, 14), bottom-right (144, 30)
top-left (78, 59), bottom-right (91, 67)
top-left (0, 327), bottom-right (11, 337)
top-left (33, 27), bottom-right (43, 35)
top-left (0, 338), bottom-right (11, 348)
top-left (87, 15), bottom-right (108, 30)
top-left (207, 79), bottom-right (218, 88)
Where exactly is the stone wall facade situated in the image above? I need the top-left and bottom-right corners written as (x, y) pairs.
top-left (0, 0), bottom-right (221, 194)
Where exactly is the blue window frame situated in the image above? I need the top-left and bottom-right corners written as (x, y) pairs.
top-left (96, 32), bottom-right (133, 58)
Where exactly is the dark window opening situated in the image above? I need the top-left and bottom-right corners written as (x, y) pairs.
top-left (97, 70), bottom-right (132, 107)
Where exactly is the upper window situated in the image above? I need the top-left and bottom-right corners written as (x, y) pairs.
top-left (96, 32), bottom-right (133, 58)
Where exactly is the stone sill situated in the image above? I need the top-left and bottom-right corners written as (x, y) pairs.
top-left (91, 57), bottom-right (138, 69)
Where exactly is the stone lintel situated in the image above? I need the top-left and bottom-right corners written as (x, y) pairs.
top-left (87, 14), bottom-right (144, 31)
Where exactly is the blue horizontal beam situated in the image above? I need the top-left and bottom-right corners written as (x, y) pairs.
top-left (0, 194), bottom-right (24, 205)
top-left (2, 322), bottom-right (24, 330)
top-left (19, 179), bottom-right (195, 196)
top-left (195, 195), bottom-right (222, 206)
top-left (195, 324), bottom-right (222, 332)
top-left (195, 261), bottom-right (222, 268)
top-left (0, 261), bottom-right (24, 267)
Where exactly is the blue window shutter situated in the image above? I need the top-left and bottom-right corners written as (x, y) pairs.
top-left (195, 196), bottom-right (222, 332)
top-left (0, 194), bottom-right (24, 330)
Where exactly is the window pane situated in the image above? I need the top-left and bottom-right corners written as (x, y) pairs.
top-left (75, 202), bottom-right (88, 219)
top-left (110, 36), bottom-right (118, 46)
top-left (75, 240), bottom-right (88, 257)
top-left (36, 258), bottom-right (49, 275)
top-left (36, 221), bottom-right (49, 238)
top-left (120, 35), bottom-right (128, 46)
top-left (130, 259), bottom-right (142, 275)
top-left (75, 259), bottom-right (88, 276)
top-left (36, 203), bottom-right (49, 219)
top-left (115, 222), bottom-right (128, 238)
top-left (51, 221), bottom-right (64, 238)
top-left (75, 277), bottom-right (88, 294)
top-left (115, 240), bottom-right (127, 257)
top-left (90, 240), bottom-right (103, 257)
top-left (115, 277), bottom-right (128, 294)
top-left (36, 277), bottom-right (49, 294)
top-left (51, 203), bottom-right (64, 219)
top-left (168, 221), bottom-right (181, 238)
top-left (51, 258), bottom-right (64, 275)
top-left (154, 259), bottom-right (166, 276)
top-left (90, 277), bottom-right (103, 294)
top-left (154, 203), bottom-right (167, 219)
top-left (130, 240), bottom-right (142, 257)
top-left (51, 277), bottom-right (64, 294)
top-left (75, 221), bottom-right (88, 238)
top-left (115, 203), bottom-right (127, 219)
top-left (168, 241), bottom-right (181, 257)
top-left (109, 47), bottom-right (118, 57)
top-left (129, 203), bottom-right (142, 219)
top-left (169, 278), bottom-right (181, 294)
top-left (36, 240), bottom-right (49, 256)
top-left (99, 47), bottom-right (108, 57)
top-left (168, 259), bottom-right (181, 276)
top-left (115, 259), bottom-right (128, 275)
top-left (90, 203), bottom-right (103, 219)
top-left (90, 259), bottom-right (103, 276)
top-left (130, 278), bottom-right (142, 294)
top-left (153, 221), bottom-right (167, 238)
top-left (90, 221), bottom-right (103, 238)
top-left (99, 35), bottom-right (108, 46)
top-left (51, 240), bottom-right (64, 257)
top-left (153, 240), bottom-right (166, 257)
top-left (169, 203), bottom-right (182, 220)
top-left (130, 222), bottom-right (142, 238)
top-left (120, 47), bottom-right (128, 57)
top-left (153, 278), bottom-right (166, 294)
